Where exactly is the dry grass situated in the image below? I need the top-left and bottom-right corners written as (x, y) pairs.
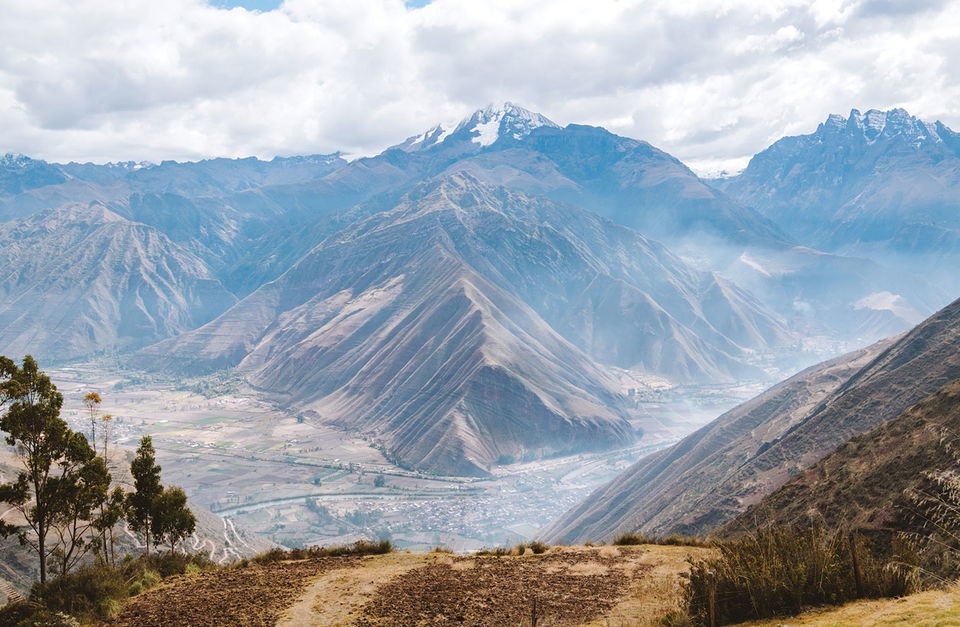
top-left (586, 545), bottom-right (715, 627)
top-left (738, 581), bottom-right (960, 626)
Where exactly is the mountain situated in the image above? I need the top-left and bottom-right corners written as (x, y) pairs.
top-left (138, 174), bottom-right (791, 475)
top-left (544, 296), bottom-right (960, 542)
top-left (379, 105), bottom-right (941, 343)
top-left (385, 104), bottom-right (789, 253)
top-left (717, 108), bottom-right (960, 293)
top-left (0, 203), bottom-right (236, 361)
top-left (1, 106), bottom-right (940, 352)
top-left (725, 377), bottom-right (960, 535)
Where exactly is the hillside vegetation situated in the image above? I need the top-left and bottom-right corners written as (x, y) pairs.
top-left (729, 377), bottom-right (960, 534)
top-left (548, 295), bottom-right (960, 543)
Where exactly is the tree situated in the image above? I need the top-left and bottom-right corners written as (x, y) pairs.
top-left (0, 355), bottom-right (107, 584)
top-left (128, 436), bottom-right (162, 555)
top-left (82, 392), bottom-right (101, 453)
top-left (100, 413), bottom-right (113, 462)
top-left (50, 451), bottom-right (110, 576)
top-left (152, 486), bottom-right (196, 553)
top-left (94, 486), bottom-right (127, 567)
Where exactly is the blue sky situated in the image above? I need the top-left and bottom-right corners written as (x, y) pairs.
top-left (212, 0), bottom-right (283, 10)
top-left (1, 0), bottom-right (958, 173)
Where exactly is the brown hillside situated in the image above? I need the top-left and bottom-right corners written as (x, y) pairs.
top-left (547, 295), bottom-right (960, 543)
top-left (726, 378), bottom-right (960, 534)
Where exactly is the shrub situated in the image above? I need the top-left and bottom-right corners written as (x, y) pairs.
top-left (25, 551), bottom-right (215, 623)
top-left (252, 539), bottom-right (393, 564)
top-left (658, 608), bottom-right (694, 626)
top-left (32, 564), bottom-right (127, 621)
top-left (612, 532), bottom-right (708, 547)
top-left (613, 532), bottom-right (650, 546)
top-left (684, 525), bottom-right (918, 625)
top-left (0, 602), bottom-right (80, 627)
top-left (528, 541), bottom-right (549, 554)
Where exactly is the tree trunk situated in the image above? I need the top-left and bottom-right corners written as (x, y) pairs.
top-left (38, 524), bottom-right (46, 584)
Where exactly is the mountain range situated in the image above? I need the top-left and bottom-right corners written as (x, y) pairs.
top-left (719, 108), bottom-right (960, 296)
top-left (1, 103), bottom-right (958, 475)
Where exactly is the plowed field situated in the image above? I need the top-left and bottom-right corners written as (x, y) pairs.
top-left (110, 545), bottom-right (708, 626)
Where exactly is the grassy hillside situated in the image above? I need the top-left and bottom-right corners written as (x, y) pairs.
top-left (738, 582), bottom-right (960, 626)
top-left (727, 377), bottom-right (960, 534)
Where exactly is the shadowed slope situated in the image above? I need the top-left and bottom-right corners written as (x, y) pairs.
top-left (546, 297), bottom-right (960, 542)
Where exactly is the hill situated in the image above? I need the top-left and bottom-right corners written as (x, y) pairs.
top-left (545, 296), bottom-right (960, 542)
top-left (718, 108), bottom-right (960, 297)
top-left (726, 377), bottom-right (960, 534)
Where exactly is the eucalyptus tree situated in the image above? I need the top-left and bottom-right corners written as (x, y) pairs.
top-left (0, 356), bottom-right (109, 584)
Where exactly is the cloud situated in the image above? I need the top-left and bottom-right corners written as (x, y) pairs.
top-left (0, 0), bottom-right (958, 173)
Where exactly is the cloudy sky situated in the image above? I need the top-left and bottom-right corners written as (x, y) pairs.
top-left (2, 0), bottom-right (958, 174)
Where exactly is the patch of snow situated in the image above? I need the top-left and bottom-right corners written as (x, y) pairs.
top-left (471, 112), bottom-right (504, 147)
top-left (853, 291), bottom-right (924, 324)
top-left (463, 102), bottom-right (559, 147)
top-left (687, 156), bottom-right (750, 179)
top-left (0, 153), bottom-right (32, 168)
top-left (737, 252), bottom-right (772, 277)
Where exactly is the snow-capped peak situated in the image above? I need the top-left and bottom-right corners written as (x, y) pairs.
top-left (839, 108), bottom-right (942, 145)
top-left (1, 153), bottom-right (34, 168)
top-left (392, 102), bottom-right (559, 153)
top-left (456, 102), bottom-right (560, 147)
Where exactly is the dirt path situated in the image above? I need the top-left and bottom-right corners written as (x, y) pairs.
top-left (279, 553), bottom-right (431, 626)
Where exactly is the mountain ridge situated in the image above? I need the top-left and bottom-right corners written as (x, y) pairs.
top-left (545, 295), bottom-right (960, 542)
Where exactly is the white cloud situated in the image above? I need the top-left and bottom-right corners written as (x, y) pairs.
top-left (0, 0), bottom-right (958, 172)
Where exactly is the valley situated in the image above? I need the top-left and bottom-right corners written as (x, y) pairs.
top-left (50, 361), bottom-right (760, 551)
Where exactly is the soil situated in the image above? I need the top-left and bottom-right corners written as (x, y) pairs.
top-left (107, 557), bottom-right (357, 627)
top-left (107, 545), bottom-right (708, 626)
top-left (355, 549), bottom-right (645, 626)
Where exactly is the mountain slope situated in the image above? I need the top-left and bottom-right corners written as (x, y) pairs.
top-left (718, 108), bottom-right (960, 292)
top-left (726, 377), bottom-right (960, 534)
top-left (0, 204), bottom-right (236, 361)
top-left (138, 174), bottom-right (791, 475)
top-left (377, 105), bottom-right (940, 342)
top-left (545, 296), bottom-right (960, 542)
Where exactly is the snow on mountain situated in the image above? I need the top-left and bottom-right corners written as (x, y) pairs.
top-left (393, 102), bottom-right (559, 152)
top-left (817, 107), bottom-right (945, 147)
top-left (459, 102), bottom-right (560, 147)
